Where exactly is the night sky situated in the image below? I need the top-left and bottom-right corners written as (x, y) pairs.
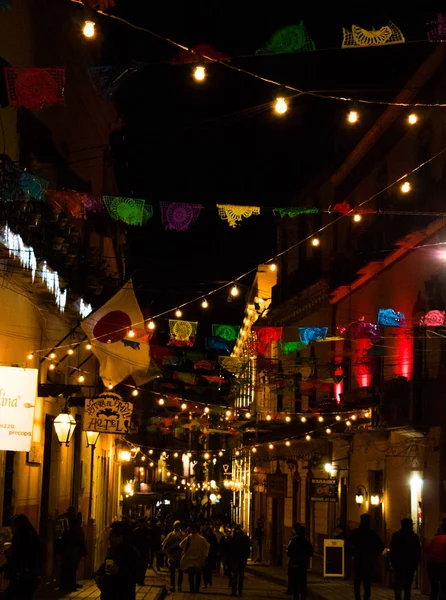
top-left (92, 1), bottom-right (446, 339)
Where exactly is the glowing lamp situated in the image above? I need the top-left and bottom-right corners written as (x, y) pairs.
top-left (119, 450), bottom-right (131, 462)
top-left (351, 415), bottom-right (357, 421)
top-left (311, 237), bottom-right (320, 247)
top-left (204, 406), bottom-right (210, 414)
top-left (355, 493), bottom-right (364, 506)
top-left (235, 450), bottom-right (240, 456)
top-left (49, 352), bottom-right (56, 360)
top-left (305, 434), bottom-right (311, 441)
top-left (370, 494), bottom-right (381, 506)
top-left (245, 412), bottom-right (251, 419)
top-left (230, 285), bottom-right (239, 297)
top-left (201, 299), bottom-right (209, 309)
top-left (408, 113), bottom-right (418, 125)
top-left (67, 348), bottom-right (74, 356)
top-left (193, 66), bottom-right (206, 82)
top-left (54, 410), bottom-right (76, 446)
top-left (173, 452), bottom-right (179, 458)
top-left (285, 416), bottom-right (291, 422)
top-left (348, 110), bottom-right (358, 123)
top-left (326, 428), bottom-right (332, 435)
top-left (147, 321), bottom-right (156, 330)
top-left (225, 410), bottom-right (232, 418)
top-left (324, 463), bottom-right (333, 473)
top-left (400, 181), bottom-right (411, 194)
top-left (318, 416), bottom-right (324, 422)
top-left (127, 328), bottom-right (135, 338)
top-left (218, 451), bottom-right (223, 457)
top-left (266, 414), bottom-right (272, 421)
top-left (78, 375), bottom-right (85, 383)
top-left (269, 263), bottom-right (277, 271)
top-left (27, 353), bottom-right (34, 361)
top-left (175, 309), bottom-right (183, 318)
top-left (181, 403), bottom-right (187, 410)
top-left (107, 384), bottom-right (113, 390)
top-left (353, 213), bottom-right (362, 223)
top-left (85, 430), bottom-right (100, 448)
top-left (86, 343), bottom-right (92, 350)
top-left (204, 452), bottom-right (210, 460)
top-left (83, 20), bottom-right (96, 38)
top-left (335, 415), bottom-right (341, 421)
top-left (268, 443), bottom-right (274, 450)
top-left (251, 447), bottom-right (257, 453)
top-left (274, 97), bottom-right (288, 115)
top-left (132, 389), bottom-right (139, 397)
top-left (301, 416), bottom-right (307, 423)
top-left (49, 363), bottom-right (56, 371)
top-left (285, 441), bottom-right (291, 446)
top-left (346, 420), bottom-right (352, 427)
top-left (158, 398), bottom-right (165, 406)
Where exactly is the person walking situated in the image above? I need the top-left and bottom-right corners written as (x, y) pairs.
top-left (180, 523), bottom-right (209, 593)
top-left (201, 525), bottom-right (218, 588)
top-left (3, 515), bottom-right (42, 600)
top-left (58, 506), bottom-right (87, 592)
top-left (227, 526), bottom-right (251, 597)
top-left (390, 518), bottom-right (421, 600)
top-left (286, 524), bottom-right (313, 600)
top-left (94, 521), bottom-right (144, 600)
top-left (426, 519), bottom-right (446, 600)
top-left (351, 514), bottom-right (384, 600)
top-left (162, 520), bottom-right (185, 592)
top-left (131, 519), bottom-right (152, 585)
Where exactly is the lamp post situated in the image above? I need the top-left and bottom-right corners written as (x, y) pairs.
top-left (53, 404), bottom-right (77, 446)
top-left (85, 431), bottom-right (100, 520)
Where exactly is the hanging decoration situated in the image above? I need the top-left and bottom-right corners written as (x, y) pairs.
top-left (46, 189), bottom-right (88, 219)
top-left (193, 360), bottom-right (215, 371)
top-left (171, 44), bottom-right (230, 65)
top-left (351, 321), bottom-right (381, 339)
top-left (253, 326), bottom-right (283, 355)
top-left (206, 337), bottom-right (233, 354)
top-left (420, 310), bottom-right (446, 326)
top-left (168, 320), bottom-right (198, 347)
top-left (216, 204), bottom-right (261, 228)
top-left (19, 172), bottom-right (48, 200)
top-left (174, 372), bottom-right (198, 385)
top-left (274, 207), bottom-right (319, 218)
top-left (342, 22), bottom-right (405, 48)
top-left (280, 341), bottom-right (308, 354)
top-left (332, 202), bottom-right (377, 215)
top-left (257, 22), bottom-right (315, 55)
top-left (298, 327), bottom-right (328, 344)
top-left (160, 202), bottom-right (203, 231)
top-left (212, 324), bottom-right (240, 342)
top-left (376, 309), bottom-right (406, 327)
top-left (82, 0), bottom-right (116, 9)
top-left (317, 336), bottom-right (345, 342)
top-left (427, 14), bottom-right (446, 42)
top-left (104, 196), bottom-right (146, 226)
top-left (218, 356), bottom-right (245, 373)
top-left (4, 68), bottom-right (65, 110)
top-left (85, 195), bottom-right (104, 213)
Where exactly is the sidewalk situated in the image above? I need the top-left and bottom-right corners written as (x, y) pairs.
top-left (246, 562), bottom-right (428, 600)
top-left (35, 567), bottom-right (167, 600)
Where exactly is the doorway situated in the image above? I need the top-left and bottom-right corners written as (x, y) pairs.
top-left (270, 498), bottom-right (284, 566)
top-left (2, 451), bottom-right (15, 526)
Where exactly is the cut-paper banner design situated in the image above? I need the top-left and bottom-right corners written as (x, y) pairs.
top-left (298, 327), bottom-right (328, 344)
top-left (168, 320), bottom-right (198, 347)
top-left (420, 310), bottom-right (446, 326)
top-left (342, 22), bottom-right (405, 48)
top-left (160, 202), bottom-right (203, 231)
top-left (377, 309), bottom-right (406, 327)
top-left (257, 22), bottom-right (315, 54)
top-left (104, 196), bottom-right (145, 226)
top-left (5, 68), bottom-right (66, 109)
top-left (212, 324), bottom-right (240, 342)
top-left (217, 204), bottom-right (261, 228)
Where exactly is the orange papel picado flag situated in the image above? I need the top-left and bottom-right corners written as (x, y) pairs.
top-left (80, 280), bottom-right (152, 388)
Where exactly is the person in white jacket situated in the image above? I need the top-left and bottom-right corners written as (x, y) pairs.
top-left (180, 524), bottom-right (209, 593)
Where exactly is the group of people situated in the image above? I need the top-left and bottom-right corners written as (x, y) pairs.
top-left (95, 517), bottom-right (252, 598)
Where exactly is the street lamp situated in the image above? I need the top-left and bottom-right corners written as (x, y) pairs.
top-left (53, 406), bottom-right (76, 446)
top-left (356, 485), bottom-right (368, 506)
top-left (85, 430), bottom-right (100, 448)
top-left (85, 431), bottom-right (100, 520)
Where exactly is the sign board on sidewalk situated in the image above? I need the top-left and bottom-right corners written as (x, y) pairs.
top-left (323, 539), bottom-right (344, 578)
top-left (0, 367), bottom-right (38, 452)
top-left (310, 478), bottom-right (338, 502)
top-left (267, 473), bottom-right (287, 498)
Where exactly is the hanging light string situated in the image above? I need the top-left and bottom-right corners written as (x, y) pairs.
top-left (70, 1), bottom-right (446, 109)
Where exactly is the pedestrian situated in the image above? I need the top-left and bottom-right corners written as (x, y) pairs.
top-left (3, 514), bottom-right (41, 600)
top-left (286, 523), bottom-right (313, 600)
top-left (201, 525), bottom-right (218, 588)
top-left (389, 518), bottom-right (421, 600)
top-left (426, 519), bottom-right (446, 600)
top-left (131, 518), bottom-right (152, 585)
top-left (162, 520), bottom-right (185, 592)
top-left (94, 521), bottom-right (144, 600)
top-left (58, 506), bottom-right (87, 592)
top-left (213, 523), bottom-right (224, 574)
top-left (227, 526), bottom-right (251, 597)
top-left (254, 519), bottom-right (264, 563)
top-left (179, 523), bottom-right (209, 593)
top-left (220, 528), bottom-right (232, 582)
top-left (351, 513), bottom-right (384, 600)
top-left (148, 519), bottom-right (163, 571)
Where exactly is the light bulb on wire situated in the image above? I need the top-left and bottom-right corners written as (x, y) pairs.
top-left (86, 343), bottom-right (92, 350)
top-left (269, 263), bottom-right (277, 272)
top-left (83, 20), bottom-right (96, 38)
top-left (311, 237), bottom-right (320, 247)
top-left (67, 348), bottom-right (74, 356)
top-left (127, 328), bottom-right (135, 338)
top-left (201, 299), bottom-right (209, 309)
top-left (132, 389), bottom-right (139, 397)
top-left (274, 97), bottom-right (288, 115)
top-left (408, 113), bottom-right (418, 125)
top-left (347, 110), bottom-right (358, 124)
top-left (353, 213), bottom-right (362, 223)
top-left (158, 398), bottom-right (165, 406)
top-left (400, 181), bottom-right (411, 194)
top-left (78, 375), bottom-right (85, 383)
top-left (27, 353), bottom-right (34, 361)
top-left (49, 363), bottom-right (56, 371)
top-left (147, 321), bottom-right (156, 331)
top-left (49, 352), bottom-right (56, 360)
top-left (193, 66), bottom-right (206, 82)
top-left (175, 309), bottom-right (183, 318)
top-left (230, 285), bottom-right (239, 297)
top-left (181, 403), bottom-right (187, 411)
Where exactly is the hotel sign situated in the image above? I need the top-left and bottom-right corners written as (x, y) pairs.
top-left (83, 392), bottom-right (133, 434)
top-left (0, 367), bottom-right (38, 452)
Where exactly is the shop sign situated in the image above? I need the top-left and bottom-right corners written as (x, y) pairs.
top-left (267, 473), bottom-right (287, 498)
top-left (83, 392), bottom-right (133, 434)
top-left (0, 367), bottom-right (38, 452)
top-left (310, 478), bottom-right (338, 502)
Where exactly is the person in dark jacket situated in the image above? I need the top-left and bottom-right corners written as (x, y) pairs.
top-left (162, 520), bottom-right (185, 592)
top-left (390, 518), bottom-right (421, 600)
top-left (58, 506), bottom-right (87, 592)
top-left (286, 523), bottom-right (313, 600)
top-left (4, 514), bottom-right (42, 600)
top-left (95, 521), bottom-right (144, 600)
top-left (148, 519), bottom-right (163, 570)
top-left (227, 526), bottom-right (251, 597)
top-left (426, 519), bottom-right (446, 600)
top-left (351, 514), bottom-right (384, 600)
top-left (131, 519), bottom-right (152, 585)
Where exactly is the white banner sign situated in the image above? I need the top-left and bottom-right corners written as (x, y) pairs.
top-left (0, 367), bottom-right (38, 452)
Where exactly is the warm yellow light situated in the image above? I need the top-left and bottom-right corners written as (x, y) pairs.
top-left (305, 434), bottom-right (311, 441)
top-left (356, 493), bottom-right (364, 505)
top-left (49, 352), bottom-right (56, 360)
top-left (175, 309), bottom-right (183, 318)
top-left (67, 348), bottom-right (74, 356)
top-left (218, 451), bottom-right (223, 457)
top-left (86, 343), bottom-right (92, 350)
top-left (128, 328), bottom-right (135, 338)
top-left (324, 463), bottom-right (333, 473)
top-left (235, 450), bottom-right (240, 456)
top-left (351, 414), bottom-right (357, 421)
top-left (141, 456), bottom-right (146, 461)
top-left (119, 450), bottom-right (131, 462)
top-left (311, 237), bottom-right (320, 247)
top-left (251, 447), bottom-right (257, 453)
top-left (269, 263), bottom-right (277, 272)
top-left (266, 414), bottom-right (272, 421)
top-left (274, 97), bottom-right (288, 115)
top-left (401, 181), bottom-right (411, 194)
top-left (181, 403), bottom-right (187, 410)
top-left (285, 440), bottom-right (291, 446)
top-left (193, 65), bottom-right (206, 81)
top-left (167, 471), bottom-right (171, 477)
top-left (204, 406), bottom-right (210, 414)
top-left (370, 494), bottom-right (380, 506)
top-left (230, 285), bottom-right (239, 297)
top-left (27, 353), bottom-right (34, 361)
top-left (158, 398), bottom-right (165, 406)
top-left (408, 113), bottom-right (418, 125)
top-left (173, 452), bottom-right (179, 458)
top-left (301, 416), bottom-right (307, 423)
top-left (268, 443), bottom-right (274, 450)
top-left (285, 415), bottom-right (291, 422)
top-left (318, 416), bottom-right (324, 422)
top-left (149, 449), bottom-right (153, 455)
top-left (83, 20), bottom-right (96, 38)
top-left (108, 384), bottom-right (113, 390)
top-left (201, 299), bottom-right (209, 309)
top-left (348, 110), bottom-right (358, 123)
top-left (364, 411), bottom-right (370, 418)
top-left (187, 452), bottom-right (192, 458)
top-left (326, 428), bottom-right (332, 435)
top-left (150, 462), bottom-right (154, 467)
top-left (204, 452), bottom-right (210, 460)
top-left (132, 389), bottom-right (139, 397)
top-left (346, 420), bottom-right (352, 427)
top-left (158, 468), bottom-right (162, 473)
top-left (353, 213), bottom-right (362, 223)
top-left (49, 363), bottom-right (56, 371)
top-left (246, 412), bottom-right (251, 419)
top-left (148, 320), bottom-right (156, 330)
top-left (225, 410), bottom-right (232, 418)
top-left (78, 375), bottom-right (85, 383)
top-left (335, 415), bottom-right (341, 421)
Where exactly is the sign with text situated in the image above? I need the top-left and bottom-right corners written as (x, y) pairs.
top-left (0, 367), bottom-right (38, 452)
top-left (310, 478), bottom-right (338, 502)
top-left (267, 473), bottom-right (287, 498)
top-left (84, 392), bottom-right (132, 434)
